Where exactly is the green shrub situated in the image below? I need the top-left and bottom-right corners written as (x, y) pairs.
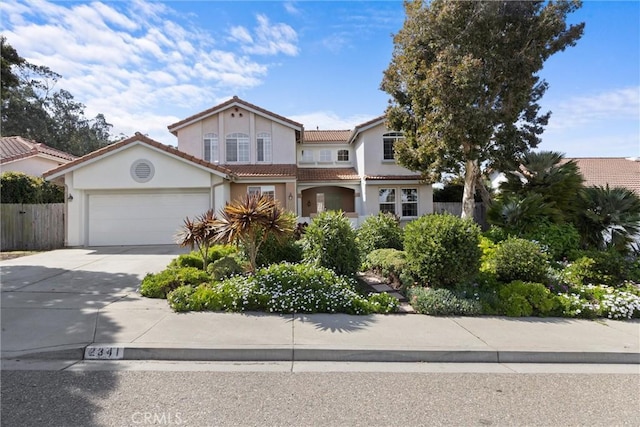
top-left (140, 267), bottom-right (210, 298)
top-left (357, 212), bottom-right (403, 259)
top-left (493, 238), bottom-right (549, 283)
top-left (167, 285), bottom-right (196, 312)
top-left (302, 210), bottom-right (360, 276)
top-left (169, 245), bottom-right (239, 271)
top-left (407, 287), bottom-right (481, 316)
top-left (562, 250), bottom-right (634, 287)
top-left (166, 263), bottom-right (398, 314)
top-left (497, 281), bottom-right (559, 317)
top-left (1, 171), bottom-right (64, 203)
top-left (206, 255), bottom-right (246, 280)
top-left (254, 233), bottom-right (303, 267)
top-left (403, 214), bottom-right (481, 288)
top-left (363, 249), bottom-right (407, 282)
top-left (524, 222), bottom-right (580, 261)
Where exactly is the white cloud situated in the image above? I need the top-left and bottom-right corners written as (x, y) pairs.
top-left (231, 14), bottom-right (299, 56)
top-left (547, 86), bottom-right (640, 130)
top-left (2, 0), bottom-right (293, 144)
top-left (289, 111), bottom-right (377, 130)
top-left (284, 2), bottom-right (301, 16)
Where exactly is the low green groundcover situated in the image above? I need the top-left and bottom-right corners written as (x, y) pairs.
top-left (167, 262), bottom-right (399, 315)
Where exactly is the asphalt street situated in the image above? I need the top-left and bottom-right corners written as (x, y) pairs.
top-left (2, 368), bottom-right (639, 426)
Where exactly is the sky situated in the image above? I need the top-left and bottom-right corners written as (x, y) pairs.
top-left (1, 0), bottom-right (639, 158)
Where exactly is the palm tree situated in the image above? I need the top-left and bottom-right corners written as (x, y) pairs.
top-left (213, 194), bottom-right (296, 272)
top-left (576, 185), bottom-right (640, 252)
top-left (499, 150), bottom-right (584, 223)
top-left (174, 209), bottom-right (217, 270)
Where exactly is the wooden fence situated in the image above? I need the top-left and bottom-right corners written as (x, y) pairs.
top-left (433, 202), bottom-right (488, 229)
top-left (1, 204), bottom-right (65, 251)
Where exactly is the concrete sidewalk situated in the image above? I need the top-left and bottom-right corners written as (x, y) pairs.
top-left (1, 247), bottom-right (639, 365)
top-left (3, 292), bottom-right (639, 364)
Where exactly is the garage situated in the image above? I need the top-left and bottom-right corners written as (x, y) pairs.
top-left (87, 191), bottom-right (211, 246)
top-left (43, 134), bottom-right (232, 247)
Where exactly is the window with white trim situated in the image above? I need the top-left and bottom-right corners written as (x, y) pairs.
top-left (203, 133), bottom-right (218, 163)
top-left (337, 149), bottom-right (349, 162)
top-left (379, 188), bottom-right (396, 214)
top-left (301, 150), bottom-right (314, 163)
top-left (401, 188), bottom-right (418, 217)
top-left (248, 185), bottom-right (275, 200)
top-left (319, 149), bottom-right (332, 163)
top-left (257, 132), bottom-right (272, 163)
top-left (383, 132), bottom-right (403, 160)
top-left (226, 132), bottom-right (249, 162)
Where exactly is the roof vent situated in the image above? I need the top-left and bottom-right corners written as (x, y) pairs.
top-left (131, 159), bottom-right (155, 183)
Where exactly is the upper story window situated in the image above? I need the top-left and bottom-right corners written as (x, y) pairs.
top-left (257, 132), bottom-right (272, 163)
top-left (203, 133), bottom-right (218, 163)
top-left (383, 132), bottom-right (403, 160)
top-left (319, 149), bottom-right (332, 163)
top-left (337, 149), bottom-right (349, 162)
top-left (301, 149), bottom-right (314, 163)
top-left (226, 132), bottom-right (249, 162)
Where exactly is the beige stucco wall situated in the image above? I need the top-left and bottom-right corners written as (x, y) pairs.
top-left (355, 123), bottom-right (417, 177)
top-left (297, 144), bottom-right (353, 168)
top-left (176, 107), bottom-right (297, 165)
top-left (1, 156), bottom-right (69, 177)
top-left (229, 182), bottom-right (296, 211)
top-left (72, 144), bottom-right (216, 190)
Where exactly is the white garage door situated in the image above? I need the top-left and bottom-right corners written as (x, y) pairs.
top-left (88, 191), bottom-right (210, 246)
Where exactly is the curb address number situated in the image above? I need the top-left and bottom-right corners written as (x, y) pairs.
top-left (85, 346), bottom-right (124, 360)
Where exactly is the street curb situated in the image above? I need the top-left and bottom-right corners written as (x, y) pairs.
top-left (1, 346), bottom-right (86, 360)
top-left (81, 345), bottom-right (640, 364)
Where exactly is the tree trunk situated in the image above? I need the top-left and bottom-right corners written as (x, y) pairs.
top-left (461, 159), bottom-right (478, 220)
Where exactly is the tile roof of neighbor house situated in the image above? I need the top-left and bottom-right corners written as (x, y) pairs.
top-left (297, 168), bottom-right (360, 181)
top-left (167, 96), bottom-right (304, 134)
top-left (226, 164), bottom-right (297, 178)
top-left (43, 132), bottom-right (234, 179)
top-left (303, 130), bottom-right (351, 143)
top-left (567, 157), bottom-right (640, 195)
top-left (0, 136), bottom-right (77, 164)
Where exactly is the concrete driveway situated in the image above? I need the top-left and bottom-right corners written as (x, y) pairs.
top-left (1, 245), bottom-right (186, 358)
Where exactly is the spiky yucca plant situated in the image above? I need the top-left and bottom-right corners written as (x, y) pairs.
top-left (174, 209), bottom-right (217, 270)
top-left (213, 194), bottom-right (296, 272)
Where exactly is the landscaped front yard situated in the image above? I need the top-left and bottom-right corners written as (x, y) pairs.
top-left (139, 193), bottom-right (640, 320)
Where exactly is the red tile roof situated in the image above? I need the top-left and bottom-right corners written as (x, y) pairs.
top-left (43, 133), bottom-right (233, 179)
top-left (566, 157), bottom-right (640, 195)
top-left (226, 164), bottom-right (297, 178)
top-left (1, 136), bottom-right (77, 164)
top-left (297, 168), bottom-right (360, 181)
top-left (303, 130), bottom-right (351, 143)
top-left (167, 96), bottom-right (303, 134)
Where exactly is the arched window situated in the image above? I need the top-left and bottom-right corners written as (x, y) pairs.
top-left (383, 132), bottom-right (403, 160)
top-left (226, 132), bottom-right (249, 162)
top-left (203, 133), bottom-right (218, 163)
top-left (257, 132), bottom-right (272, 162)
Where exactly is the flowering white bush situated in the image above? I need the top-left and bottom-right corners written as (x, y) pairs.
top-left (557, 283), bottom-right (640, 320)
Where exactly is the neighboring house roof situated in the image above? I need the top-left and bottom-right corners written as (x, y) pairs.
top-left (303, 130), bottom-right (351, 144)
top-left (167, 96), bottom-right (304, 135)
top-left (297, 168), bottom-right (360, 182)
top-left (44, 132), bottom-right (234, 180)
top-left (347, 115), bottom-right (387, 144)
top-left (0, 136), bottom-right (77, 164)
top-left (226, 164), bottom-right (297, 179)
top-left (567, 157), bottom-right (640, 196)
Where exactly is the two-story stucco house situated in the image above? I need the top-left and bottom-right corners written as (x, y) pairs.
top-left (45, 97), bottom-right (432, 246)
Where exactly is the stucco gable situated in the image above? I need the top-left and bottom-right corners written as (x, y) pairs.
top-left (44, 133), bottom-right (233, 181)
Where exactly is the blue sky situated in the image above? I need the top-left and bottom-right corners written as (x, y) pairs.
top-left (2, 0), bottom-right (638, 158)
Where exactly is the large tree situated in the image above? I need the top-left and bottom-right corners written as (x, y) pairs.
top-left (381, 0), bottom-right (584, 219)
top-left (1, 36), bottom-right (115, 156)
